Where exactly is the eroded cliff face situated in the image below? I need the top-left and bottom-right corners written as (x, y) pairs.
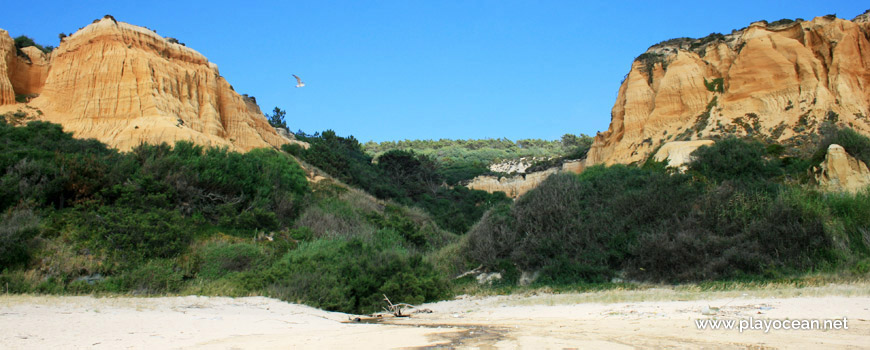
top-left (588, 14), bottom-right (870, 165)
top-left (0, 17), bottom-right (304, 152)
top-left (0, 29), bottom-right (16, 105)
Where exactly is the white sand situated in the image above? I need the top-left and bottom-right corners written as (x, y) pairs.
top-left (2, 285), bottom-right (869, 349)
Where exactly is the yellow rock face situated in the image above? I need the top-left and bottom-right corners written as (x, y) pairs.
top-left (588, 15), bottom-right (870, 166)
top-left (0, 29), bottom-right (16, 105)
top-left (0, 18), bottom-right (305, 152)
top-left (466, 168), bottom-right (560, 199)
top-left (814, 144), bottom-right (870, 193)
top-left (652, 140), bottom-right (715, 170)
top-left (9, 46), bottom-right (49, 95)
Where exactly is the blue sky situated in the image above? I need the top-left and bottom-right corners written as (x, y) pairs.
top-left (3, 1), bottom-right (866, 142)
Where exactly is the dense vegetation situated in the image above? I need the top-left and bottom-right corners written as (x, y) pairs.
top-left (464, 134), bottom-right (870, 284)
top-left (2, 112), bottom-right (869, 314)
top-left (362, 133), bottom-right (592, 184)
top-left (0, 117), bottom-right (450, 314)
top-left (285, 130), bottom-right (512, 233)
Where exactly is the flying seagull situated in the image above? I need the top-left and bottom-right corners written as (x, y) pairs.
top-left (292, 74), bottom-right (305, 88)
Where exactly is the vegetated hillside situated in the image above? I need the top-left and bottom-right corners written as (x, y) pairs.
top-left (0, 116), bottom-right (452, 314)
top-left (286, 130), bottom-right (512, 234)
top-left (363, 134), bottom-right (592, 184)
top-left (0, 16), bottom-right (304, 152)
top-left (463, 128), bottom-right (870, 285)
top-left (588, 12), bottom-right (870, 166)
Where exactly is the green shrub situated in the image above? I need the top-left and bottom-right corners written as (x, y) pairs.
top-left (120, 259), bottom-right (184, 294)
top-left (414, 186), bottom-right (510, 234)
top-left (688, 137), bottom-right (782, 184)
top-left (126, 143), bottom-right (308, 225)
top-left (464, 163), bottom-right (841, 284)
top-left (629, 186), bottom-right (832, 281)
top-left (466, 168), bottom-right (702, 283)
top-left (197, 242), bottom-right (267, 279)
top-left (635, 52), bottom-right (666, 83)
top-left (704, 78), bottom-right (724, 93)
top-left (465, 203), bottom-right (517, 268)
top-left (72, 206), bottom-right (192, 263)
top-left (0, 270), bottom-right (36, 293)
top-left (289, 130), bottom-right (509, 234)
top-left (268, 239), bottom-right (447, 314)
top-left (0, 159), bottom-right (64, 210)
top-left (13, 35), bottom-right (53, 55)
top-left (233, 208), bottom-right (279, 231)
top-left (295, 198), bottom-right (377, 240)
top-left (0, 209), bottom-right (41, 269)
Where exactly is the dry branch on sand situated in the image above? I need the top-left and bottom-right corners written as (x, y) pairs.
top-left (382, 294), bottom-right (415, 317)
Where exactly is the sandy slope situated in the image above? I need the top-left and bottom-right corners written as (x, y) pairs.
top-left (1, 284), bottom-right (869, 349)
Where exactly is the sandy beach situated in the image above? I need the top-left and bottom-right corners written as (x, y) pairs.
top-left (2, 283), bottom-right (869, 349)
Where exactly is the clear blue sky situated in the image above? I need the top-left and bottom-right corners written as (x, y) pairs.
top-left (3, 1), bottom-right (866, 142)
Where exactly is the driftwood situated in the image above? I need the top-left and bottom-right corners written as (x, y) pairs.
top-left (382, 294), bottom-right (415, 317)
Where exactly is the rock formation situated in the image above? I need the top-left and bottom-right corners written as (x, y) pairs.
top-left (588, 13), bottom-right (870, 166)
top-left (466, 160), bottom-right (585, 198)
top-left (652, 140), bottom-right (714, 170)
top-left (0, 17), bottom-right (304, 152)
top-left (0, 29), bottom-right (17, 105)
top-left (466, 168), bottom-right (559, 198)
top-left (488, 157), bottom-right (548, 174)
top-left (814, 144), bottom-right (870, 193)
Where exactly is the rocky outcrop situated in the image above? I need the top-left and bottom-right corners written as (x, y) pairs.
top-left (814, 144), bottom-right (870, 193)
top-left (588, 14), bottom-right (870, 166)
top-left (652, 140), bottom-right (714, 170)
top-left (0, 17), bottom-right (305, 152)
top-left (0, 29), bottom-right (16, 105)
top-left (9, 46), bottom-right (49, 96)
top-left (561, 159), bottom-right (585, 173)
top-left (489, 157), bottom-right (548, 174)
top-left (467, 168), bottom-right (559, 198)
top-left (467, 159), bottom-right (585, 198)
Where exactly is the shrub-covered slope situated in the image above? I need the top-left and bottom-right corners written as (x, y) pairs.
top-left (0, 117), bottom-right (451, 314)
top-left (464, 135), bottom-right (870, 284)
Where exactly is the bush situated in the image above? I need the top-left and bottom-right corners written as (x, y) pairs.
top-left (289, 130), bottom-right (510, 234)
top-left (295, 198), bottom-right (377, 240)
top-left (688, 137), bottom-right (782, 184)
top-left (628, 186), bottom-right (832, 281)
top-left (197, 242), bottom-right (267, 279)
top-left (466, 168), bottom-right (701, 283)
top-left (0, 209), bottom-right (41, 269)
top-left (268, 239), bottom-right (447, 314)
top-left (464, 163), bottom-right (841, 284)
top-left (120, 259), bottom-right (184, 294)
top-left (13, 35), bottom-right (53, 55)
top-left (0, 159), bottom-right (64, 210)
top-left (465, 203), bottom-right (516, 268)
top-left (72, 205), bottom-right (192, 263)
top-left (704, 78), bottom-right (724, 93)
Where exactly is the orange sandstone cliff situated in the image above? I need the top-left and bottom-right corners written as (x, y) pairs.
top-left (0, 17), bottom-right (303, 152)
top-left (587, 13), bottom-right (870, 165)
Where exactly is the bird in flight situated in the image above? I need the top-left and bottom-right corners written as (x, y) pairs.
top-left (292, 74), bottom-right (305, 88)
